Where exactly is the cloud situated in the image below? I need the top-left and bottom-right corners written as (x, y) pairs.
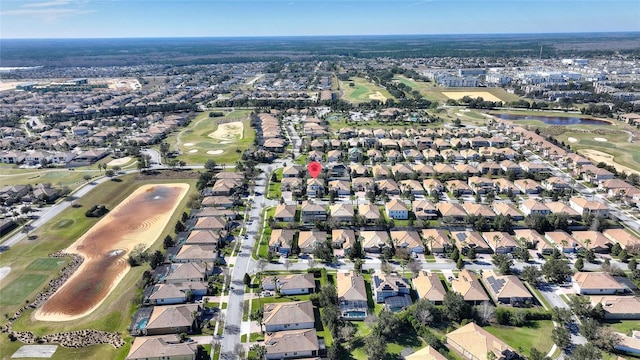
top-left (23, 0), bottom-right (73, 8)
top-left (0, 7), bottom-right (94, 22)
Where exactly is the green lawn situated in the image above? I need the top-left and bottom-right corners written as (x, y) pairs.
top-left (605, 320), bottom-right (640, 335)
top-left (165, 110), bottom-right (255, 165)
top-left (484, 320), bottom-right (554, 357)
top-left (28, 258), bottom-right (69, 271)
top-left (339, 77), bottom-right (395, 104)
top-left (0, 274), bottom-right (48, 305)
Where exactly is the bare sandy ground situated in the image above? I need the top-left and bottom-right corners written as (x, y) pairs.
top-left (106, 157), bottom-right (132, 167)
top-left (368, 91), bottom-right (387, 102)
top-left (442, 91), bottom-right (503, 102)
top-left (183, 142), bottom-right (195, 147)
top-left (208, 121), bottom-right (244, 141)
top-left (207, 150), bottom-right (224, 155)
top-left (0, 81), bottom-right (24, 92)
top-left (189, 149), bottom-right (199, 153)
top-left (34, 184), bottom-right (189, 321)
top-left (0, 266), bottom-right (10, 281)
top-left (568, 137), bottom-right (578, 143)
top-left (580, 149), bottom-right (640, 176)
top-left (594, 137), bottom-right (608, 142)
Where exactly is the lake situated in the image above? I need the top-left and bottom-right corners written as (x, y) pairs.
top-left (493, 113), bottom-right (611, 126)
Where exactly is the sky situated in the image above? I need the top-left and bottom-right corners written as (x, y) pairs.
top-left (1, 0), bottom-right (639, 39)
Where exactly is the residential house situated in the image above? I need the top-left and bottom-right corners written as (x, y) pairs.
top-left (191, 217), bottom-right (226, 231)
top-left (327, 163), bottom-right (350, 180)
top-left (450, 269), bottom-right (490, 304)
top-left (330, 204), bottom-right (355, 223)
top-left (352, 177), bottom-right (374, 192)
top-left (545, 201), bottom-right (581, 219)
top-left (579, 164), bottom-right (615, 184)
top-left (126, 335), bottom-right (198, 360)
top-left (281, 178), bottom-right (303, 193)
top-left (513, 229), bottom-right (552, 255)
top-left (282, 165), bottom-right (303, 178)
top-left (421, 229), bottom-right (451, 254)
top-left (300, 201), bottom-right (327, 224)
top-left (337, 271), bottom-right (368, 320)
top-left (144, 284), bottom-right (188, 305)
top-left (184, 230), bottom-right (221, 247)
top-left (390, 230), bottom-right (424, 253)
top-left (269, 229), bottom-right (296, 254)
top-left (211, 179), bottom-right (241, 196)
top-left (412, 199), bottom-right (438, 220)
top-left (482, 231), bottom-right (518, 254)
top-left (385, 199), bottom-right (409, 220)
top-left (438, 203), bottom-right (467, 223)
top-left (493, 179), bottom-right (520, 195)
top-left (172, 245), bottom-right (217, 263)
top-left (590, 296), bottom-right (640, 320)
top-left (263, 300), bottom-right (315, 332)
top-left (332, 229), bottom-right (356, 251)
top-left (468, 176), bottom-right (495, 195)
top-left (405, 346), bottom-right (447, 360)
top-left (274, 204), bottom-right (297, 222)
top-left (360, 230), bottom-right (390, 253)
top-left (328, 180), bottom-right (351, 196)
top-left (545, 230), bottom-right (580, 253)
top-left (543, 176), bottom-right (572, 192)
top-left (201, 196), bottom-right (234, 208)
top-left (358, 204), bottom-right (381, 224)
top-left (519, 199), bottom-right (551, 216)
top-left (376, 179), bottom-right (401, 195)
top-left (492, 202), bottom-right (523, 220)
top-left (262, 273), bottom-right (316, 295)
top-left (569, 196), bottom-right (610, 218)
top-left (571, 231), bottom-right (612, 253)
top-left (371, 273), bottom-right (412, 311)
top-left (422, 178), bottom-right (443, 193)
top-left (451, 230), bottom-right (491, 255)
top-left (445, 180), bottom-right (473, 195)
top-left (447, 323), bottom-right (520, 360)
top-left (306, 178), bottom-right (325, 197)
top-left (481, 270), bottom-right (533, 306)
top-left (399, 179), bottom-right (424, 195)
top-left (143, 304), bottom-right (200, 335)
top-left (514, 179), bottom-right (541, 194)
top-left (264, 329), bottom-right (320, 360)
top-left (573, 272), bottom-right (627, 295)
top-left (413, 271), bottom-right (447, 304)
top-left (414, 164), bottom-right (435, 178)
top-left (462, 202), bottom-right (496, 220)
top-left (161, 263), bottom-right (207, 284)
top-left (603, 228), bottom-right (640, 252)
top-left (298, 231), bottom-right (327, 254)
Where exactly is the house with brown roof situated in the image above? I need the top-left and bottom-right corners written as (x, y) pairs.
top-left (262, 273), bottom-right (316, 295)
top-left (543, 176), bottom-right (571, 192)
top-left (328, 179), bottom-right (351, 196)
top-left (330, 204), bottom-right (355, 223)
top-left (519, 199), bottom-right (551, 216)
top-left (492, 202), bottom-right (523, 220)
top-left (263, 300), bottom-right (315, 332)
top-left (264, 329), bottom-right (320, 360)
top-left (451, 231), bottom-right (491, 254)
top-left (447, 323), bottom-right (520, 360)
top-left (390, 230), bottom-right (424, 253)
top-left (161, 263), bottom-right (207, 284)
top-left (172, 245), bottom-right (217, 264)
top-left (192, 216), bottom-right (226, 231)
top-left (545, 230), bottom-right (580, 253)
top-left (413, 271), bottom-right (447, 304)
top-left (399, 179), bottom-right (424, 195)
top-left (573, 272), bottom-right (627, 295)
top-left (420, 229), bottom-right (451, 254)
top-left (603, 228), bottom-right (640, 251)
top-left (332, 229), bottom-right (356, 251)
top-left (422, 178), bottom-right (443, 192)
top-left (412, 199), bottom-right (438, 220)
top-left (144, 284), bottom-right (188, 305)
top-left (463, 202), bottom-right (497, 220)
top-left (358, 204), bottom-right (381, 224)
top-left (360, 230), bottom-right (390, 253)
top-left (211, 178), bottom-right (241, 196)
top-left (450, 269), bottom-right (490, 304)
top-left (281, 177), bottom-right (303, 193)
top-left (481, 270), bottom-right (532, 306)
top-left (337, 271), bottom-right (368, 320)
top-left (274, 204), bottom-right (297, 222)
top-left (405, 345), bottom-right (448, 360)
top-left (306, 178), bottom-right (325, 197)
top-left (513, 229), bottom-right (552, 255)
top-left (445, 180), bottom-right (473, 195)
top-left (438, 203), bottom-right (467, 223)
top-left (126, 335), bottom-right (198, 360)
top-left (282, 165), bottom-right (303, 178)
top-left (269, 229), bottom-right (296, 255)
top-left (184, 230), bottom-right (221, 247)
top-left (142, 304), bottom-right (200, 335)
top-left (482, 231), bottom-right (518, 254)
top-left (571, 231), bottom-right (613, 253)
top-left (545, 201), bottom-right (581, 219)
top-left (298, 231), bottom-right (327, 254)
top-left (377, 179), bottom-right (401, 195)
top-left (201, 195), bottom-right (234, 209)
top-left (372, 273), bottom-right (412, 306)
top-left (352, 177), bottom-right (374, 192)
top-left (569, 196), bottom-right (610, 218)
top-left (385, 199), bottom-right (409, 220)
top-left (300, 200), bottom-right (327, 224)
top-left (590, 296), bottom-right (640, 320)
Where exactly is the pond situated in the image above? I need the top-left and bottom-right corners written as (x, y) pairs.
top-left (493, 113), bottom-right (611, 126)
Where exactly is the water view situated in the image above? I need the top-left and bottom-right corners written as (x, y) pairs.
top-left (493, 113), bottom-right (612, 126)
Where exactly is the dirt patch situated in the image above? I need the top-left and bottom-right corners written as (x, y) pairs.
top-left (189, 149), bottom-right (199, 153)
top-left (183, 142), bottom-right (195, 147)
top-left (106, 157), bottom-right (131, 167)
top-left (208, 121), bottom-right (244, 141)
top-left (594, 137), bottom-right (608, 142)
top-left (0, 266), bottom-right (10, 282)
top-left (368, 91), bottom-right (387, 102)
top-left (442, 91), bottom-right (503, 102)
top-left (35, 184), bottom-right (189, 321)
top-left (568, 137), bottom-right (578, 143)
top-left (579, 149), bottom-right (640, 176)
top-left (207, 150), bottom-right (224, 155)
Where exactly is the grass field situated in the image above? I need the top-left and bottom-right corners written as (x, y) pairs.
top-left (390, 77), bottom-right (523, 104)
top-left (165, 110), bottom-right (255, 165)
top-left (554, 131), bottom-right (640, 174)
top-left (0, 174), bottom-right (197, 360)
top-left (484, 320), bottom-right (554, 358)
top-left (339, 77), bottom-right (395, 104)
top-left (0, 274), bottom-right (48, 305)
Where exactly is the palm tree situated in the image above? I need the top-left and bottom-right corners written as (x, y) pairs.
top-left (426, 235), bottom-right (435, 254)
top-left (493, 234), bottom-right (501, 254)
top-left (583, 238), bottom-right (591, 251)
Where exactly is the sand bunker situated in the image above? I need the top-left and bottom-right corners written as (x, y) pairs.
top-left (208, 121), bottom-right (244, 141)
top-left (189, 149), bottom-right (199, 153)
top-left (0, 266), bottom-right (10, 281)
top-left (580, 149), bottom-right (640, 176)
top-left (442, 91), bottom-right (503, 102)
top-left (107, 157), bottom-right (132, 167)
top-left (207, 150), bottom-right (224, 155)
top-left (183, 142), bottom-right (195, 147)
top-left (35, 184), bottom-right (189, 321)
top-left (220, 141), bottom-right (231, 144)
top-left (368, 91), bottom-right (387, 102)
top-left (594, 137), bottom-right (608, 142)
top-left (567, 137), bottom-right (578, 143)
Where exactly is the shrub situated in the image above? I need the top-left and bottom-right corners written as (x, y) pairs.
top-left (85, 204), bottom-right (109, 217)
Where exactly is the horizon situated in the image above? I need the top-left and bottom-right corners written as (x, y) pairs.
top-left (1, 0), bottom-right (639, 39)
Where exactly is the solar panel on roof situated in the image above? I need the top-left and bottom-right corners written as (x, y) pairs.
top-left (486, 276), bottom-right (505, 294)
